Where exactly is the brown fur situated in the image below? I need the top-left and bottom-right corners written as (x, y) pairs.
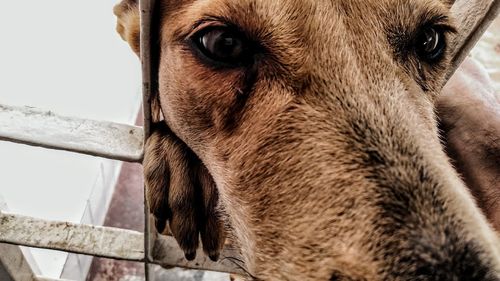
top-left (114, 0), bottom-right (500, 280)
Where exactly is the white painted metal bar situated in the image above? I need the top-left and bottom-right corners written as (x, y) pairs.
top-left (0, 104), bottom-right (144, 162)
top-left (0, 212), bottom-right (244, 274)
top-left (0, 212), bottom-right (145, 261)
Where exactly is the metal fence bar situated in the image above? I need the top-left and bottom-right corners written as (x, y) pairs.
top-left (0, 104), bottom-right (144, 163)
top-left (139, 0), bottom-right (154, 139)
top-left (139, 0), bottom-right (156, 280)
top-left (447, 0), bottom-right (500, 79)
top-left (0, 212), bottom-right (243, 274)
top-left (0, 212), bottom-right (145, 261)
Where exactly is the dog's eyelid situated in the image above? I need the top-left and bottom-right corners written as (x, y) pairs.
top-left (420, 14), bottom-right (457, 34)
top-left (186, 15), bottom-right (247, 39)
top-left (423, 22), bottom-right (457, 36)
top-left (190, 18), bottom-right (228, 36)
top-left (170, 16), bottom-right (230, 43)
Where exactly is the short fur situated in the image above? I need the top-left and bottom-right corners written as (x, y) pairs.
top-left (114, 0), bottom-right (500, 280)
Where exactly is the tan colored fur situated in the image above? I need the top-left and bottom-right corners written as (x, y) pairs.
top-left (114, 0), bottom-right (500, 280)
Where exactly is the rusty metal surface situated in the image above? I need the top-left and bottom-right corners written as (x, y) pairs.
top-left (0, 104), bottom-right (144, 162)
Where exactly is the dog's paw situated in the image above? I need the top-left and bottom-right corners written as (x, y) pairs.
top-left (144, 122), bottom-right (226, 261)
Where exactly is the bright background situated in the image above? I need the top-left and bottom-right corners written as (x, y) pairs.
top-left (0, 0), bottom-right (141, 279)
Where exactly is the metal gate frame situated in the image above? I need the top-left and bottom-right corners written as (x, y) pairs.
top-left (0, 0), bottom-right (498, 280)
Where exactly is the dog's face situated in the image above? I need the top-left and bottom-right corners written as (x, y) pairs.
top-left (116, 0), bottom-right (500, 279)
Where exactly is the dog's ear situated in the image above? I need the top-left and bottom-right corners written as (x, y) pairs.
top-left (114, 0), bottom-right (140, 55)
top-left (114, 0), bottom-right (163, 122)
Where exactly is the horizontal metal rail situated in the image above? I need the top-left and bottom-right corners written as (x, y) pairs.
top-left (0, 104), bottom-right (144, 162)
top-left (0, 212), bottom-right (243, 275)
top-left (0, 212), bottom-right (144, 261)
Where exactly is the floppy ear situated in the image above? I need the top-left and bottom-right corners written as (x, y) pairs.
top-left (114, 0), bottom-right (140, 55)
top-left (114, 0), bottom-right (164, 121)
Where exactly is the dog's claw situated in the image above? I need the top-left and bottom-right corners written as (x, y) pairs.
top-left (209, 252), bottom-right (220, 262)
top-left (185, 251), bottom-right (197, 261)
top-left (154, 216), bottom-right (166, 233)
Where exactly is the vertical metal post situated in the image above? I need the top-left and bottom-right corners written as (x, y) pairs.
top-left (139, 0), bottom-right (156, 280)
top-left (140, 0), bottom-right (154, 139)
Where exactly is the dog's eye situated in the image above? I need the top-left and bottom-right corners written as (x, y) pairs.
top-left (193, 27), bottom-right (248, 66)
top-left (415, 26), bottom-right (446, 62)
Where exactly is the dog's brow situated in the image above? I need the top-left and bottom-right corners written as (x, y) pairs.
top-left (417, 13), bottom-right (456, 32)
top-left (164, 0), bottom-right (306, 47)
top-left (405, 3), bottom-right (457, 33)
top-left (172, 16), bottom-right (226, 39)
top-left (175, 15), bottom-right (261, 42)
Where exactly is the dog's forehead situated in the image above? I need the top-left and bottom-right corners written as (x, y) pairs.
top-left (164, 0), bottom-right (448, 23)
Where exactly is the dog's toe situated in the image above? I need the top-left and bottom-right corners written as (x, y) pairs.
top-left (169, 206), bottom-right (200, 260)
top-left (197, 164), bottom-right (226, 261)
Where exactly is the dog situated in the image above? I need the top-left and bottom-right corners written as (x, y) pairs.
top-left (114, 0), bottom-right (500, 279)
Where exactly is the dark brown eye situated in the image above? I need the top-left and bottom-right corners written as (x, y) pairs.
top-left (193, 28), bottom-right (248, 66)
top-left (416, 26), bottom-right (446, 62)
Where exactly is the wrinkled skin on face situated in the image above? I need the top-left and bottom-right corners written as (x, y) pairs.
top-left (114, 0), bottom-right (500, 280)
